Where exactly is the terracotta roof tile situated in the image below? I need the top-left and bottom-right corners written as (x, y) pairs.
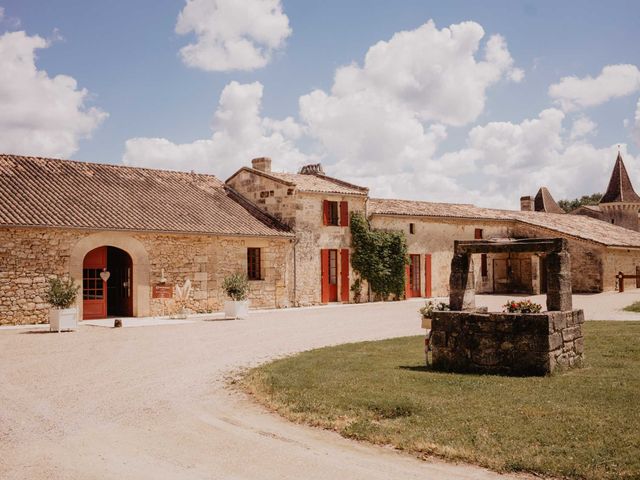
top-left (601, 152), bottom-right (640, 203)
top-left (534, 187), bottom-right (564, 214)
top-left (227, 167), bottom-right (368, 196)
top-left (0, 155), bottom-right (293, 237)
top-left (369, 197), bottom-right (640, 248)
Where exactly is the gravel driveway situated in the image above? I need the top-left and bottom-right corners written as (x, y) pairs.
top-left (3, 293), bottom-right (633, 480)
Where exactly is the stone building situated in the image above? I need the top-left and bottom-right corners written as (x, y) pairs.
top-left (3, 152), bottom-right (640, 325)
top-left (0, 155), bottom-right (294, 325)
top-left (226, 158), bottom-right (368, 305)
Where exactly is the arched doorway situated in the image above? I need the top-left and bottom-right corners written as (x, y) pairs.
top-left (82, 246), bottom-right (133, 320)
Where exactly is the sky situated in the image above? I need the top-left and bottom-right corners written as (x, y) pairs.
top-left (1, 0), bottom-right (640, 209)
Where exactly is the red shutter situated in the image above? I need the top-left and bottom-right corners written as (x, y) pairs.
top-left (474, 228), bottom-right (483, 239)
top-left (340, 249), bottom-right (350, 302)
top-left (405, 264), bottom-right (411, 299)
top-left (321, 249), bottom-right (330, 303)
top-left (339, 201), bottom-right (349, 226)
top-left (425, 254), bottom-right (432, 298)
top-left (322, 200), bottom-right (330, 226)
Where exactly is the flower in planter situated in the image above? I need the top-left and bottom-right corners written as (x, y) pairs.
top-left (420, 300), bottom-right (450, 317)
top-left (503, 299), bottom-right (542, 313)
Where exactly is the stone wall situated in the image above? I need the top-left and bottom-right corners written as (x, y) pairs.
top-left (0, 227), bottom-right (293, 325)
top-left (369, 216), bottom-right (513, 297)
top-left (293, 193), bottom-right (366, 305)
top-left (431, 309), bottom-right (585, 376)
top-left (601, 247), bottom-right (640, 291)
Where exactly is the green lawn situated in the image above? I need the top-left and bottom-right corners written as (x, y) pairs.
top-left (623, 301), bottom-right (640, 312)
top-left (241, 322), bottom-right (640, 480)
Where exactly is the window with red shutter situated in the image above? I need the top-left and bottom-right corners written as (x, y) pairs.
top-left (247, 248), bottom-right (261, 280)
top-left (339, 201), bottom-right (349, 226)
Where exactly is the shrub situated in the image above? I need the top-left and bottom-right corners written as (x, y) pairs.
top-left (350, 277), bottom-right (362, 303)
top-left (45, 277), bottom-right (80, 309)
top-left (503, 299), bottom-right (542, 313)
top-left (350, 212), bottom-right (408, 300)
top-left (222, 273), bottom-right (249, 301)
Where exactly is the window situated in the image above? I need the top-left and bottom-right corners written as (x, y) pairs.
top-left (409, 223), bottom-right (415, 234)
top-left (323, 200), bottom-right (349, 226)
top-left (329, 250), bottom-right (338, 285)
top-left (247, 248), bottom-right (262, 280)
top-left (474, 228), bottom-right (483, 239)
top-left (83, 268), bottom-right (104, 300)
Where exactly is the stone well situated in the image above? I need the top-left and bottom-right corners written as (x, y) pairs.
top-left (431, 237), bottom-right (584, 376)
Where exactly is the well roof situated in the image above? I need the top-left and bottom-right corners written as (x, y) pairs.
top-left (0, 154), bottom-right (293, 237)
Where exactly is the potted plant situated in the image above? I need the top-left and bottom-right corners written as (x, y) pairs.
top-left (503, 299), bottom-right (542, 313)
top-left (419, 300), bottom-right (449, 329)
top-left (45, 277), bottom-right (80, 332)
top-left (222, 273), bottom-right (250, 319)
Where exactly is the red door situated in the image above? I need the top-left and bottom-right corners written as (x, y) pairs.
top-left (424, 253), bottom-right (432, 298)
top-left (321, 249), bottom-right (339, 303)
top-left (409, 254), bottom-right (421, 297)
top-left (83, 246), bottom-right (107, 320)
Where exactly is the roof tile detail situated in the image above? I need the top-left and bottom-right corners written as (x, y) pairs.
top-left (534, 187), bottom-right (564, 214)
top-left (0, 155), bottom-right (292, 237)
top-left (601, 152), bottom-right (640, 203)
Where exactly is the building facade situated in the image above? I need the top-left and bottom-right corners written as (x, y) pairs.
top-left (2, 152), bottom-right (640, 325)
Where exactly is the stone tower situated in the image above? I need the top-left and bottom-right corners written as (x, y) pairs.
top-left (599, 152), bottom-right (640, 231)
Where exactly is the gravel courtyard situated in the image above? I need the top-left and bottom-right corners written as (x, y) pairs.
top-left (1, 293), bottom-right (638, 480)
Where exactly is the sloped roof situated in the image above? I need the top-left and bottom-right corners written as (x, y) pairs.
top-left (368, 197), bottom-right (640, 248)
top-left (601, 152), bottom-right (640, 203)
top-left (0, 155), bottom-right (293, 237)
top-left (227, 167), bottom-right (369, 196)
top-left (534, 187), bottom-right (564, 214)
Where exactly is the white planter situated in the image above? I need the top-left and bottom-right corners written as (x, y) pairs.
top-left (49, 308), bottom-right (78, 332)
top-left (224, 300), bottom-right (249, 319)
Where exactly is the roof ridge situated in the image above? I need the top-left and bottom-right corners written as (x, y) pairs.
top-left (308, 172), bottom-right (369, 192)
top-left (0, 153), bottom-right (222, 181)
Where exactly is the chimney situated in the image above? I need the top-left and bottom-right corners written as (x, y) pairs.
top-left (520, 195), bottom-right (533, 211)
top-left (251, 157), bottom-right (272, 173)
top-left (299, 163), bottom-right (325, 175)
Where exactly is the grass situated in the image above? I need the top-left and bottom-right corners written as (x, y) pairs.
top-left (623, 301), bottom-right (640, 312)
top-left (241, 322), bottom-right (640, 480)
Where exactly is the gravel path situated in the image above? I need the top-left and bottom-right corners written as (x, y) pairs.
top-left (3, 292), bottom-right (637, 480)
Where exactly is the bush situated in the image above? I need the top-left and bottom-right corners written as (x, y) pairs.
top-left (420, 300), bottom-right (449, 317)
top-left (45, 277), bottom-right (80, 309)
top-left (222, 273), bottom-right (249, 301)
top-left (503, 299), bottom-right (542, 313)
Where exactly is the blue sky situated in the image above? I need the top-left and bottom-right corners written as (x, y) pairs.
top-left (1, 0), bottom-right (640, 208)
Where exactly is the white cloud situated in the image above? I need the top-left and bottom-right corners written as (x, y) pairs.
top-left (175, 0), bottom-right (291, 72)
top-left (123, 81), bottom-right (308, 177)
top-left (633, 98), bottom-right (640, 147)
top-left (549, 64), bottom-right (640, 111)
top-left (298, 20), bottom-right (521, 180)
top-left (0, 31), bottom-right (107, 158)
top-left (570, 116), bottom-right (597, 140)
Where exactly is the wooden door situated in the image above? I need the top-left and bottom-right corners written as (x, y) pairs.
top-left (83, 246), bottom-right (107, 320)
top-left (321, 249), bottom-right (339, 303)
top-left (493, 258), bottom-right (508, 293)
top-left (409, 254), bottom-right (421, 297)
top-left (424, 254), bottom-right (432, 298)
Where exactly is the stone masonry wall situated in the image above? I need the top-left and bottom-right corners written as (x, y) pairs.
top-left (0, 227), bottom-right (293, 325)
top-left (294, 193), bottom-right (366, 305)
top-left (601, 247), bottom-right (640, 291)
top-left (431, 309), bottom-right (585, 376)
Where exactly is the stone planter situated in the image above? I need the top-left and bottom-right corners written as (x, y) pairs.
top-left (224, 300), bottom-right (249, 319)
top-left (49, 308), bottom-right (78, 332)
top-left (421, 316), bottom-right (432, 329)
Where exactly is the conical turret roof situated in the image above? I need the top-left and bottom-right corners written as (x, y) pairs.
top-left (534, 187), bottom-right (564, 214)
top-left (600, 152), bottom-right (640, 204)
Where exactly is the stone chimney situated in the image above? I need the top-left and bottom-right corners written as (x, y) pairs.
top-left (520, 195), bottom-right (534, 211)
top-left (251, 157), bottom-right (272, 173)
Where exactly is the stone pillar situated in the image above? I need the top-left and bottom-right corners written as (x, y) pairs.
top-left (545, 251), bottom-right (572, 311)
top-left (449, 253), bottom-right (475, 310)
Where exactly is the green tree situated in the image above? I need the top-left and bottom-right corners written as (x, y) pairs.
top-left (558, 193), bottom-right (602, 213)
top-left (350, 212), bottom-right (408, 300)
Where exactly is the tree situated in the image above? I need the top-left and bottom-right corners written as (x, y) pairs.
top-left (558, 193), bottom-right (602, 213)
